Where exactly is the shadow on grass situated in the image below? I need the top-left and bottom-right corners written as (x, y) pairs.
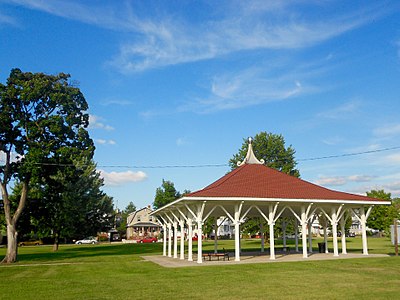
top-left (11, 242), bottom-right (163, 263)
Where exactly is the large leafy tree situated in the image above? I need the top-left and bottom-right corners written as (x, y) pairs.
top-left (13, 159), bottom-right (114, 250)
top-left (33, 159), bottom-right (113, 250)
top-left (229, 132), bottom-right (300, 177)
top-left (0, 68), bottom-right (92, 263)
top-left (366, 190), bottom-right (398, 233)
top-left (153, 180), bottom-right (181, 209)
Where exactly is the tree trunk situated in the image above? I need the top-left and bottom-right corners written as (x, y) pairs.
top-left (1, 180), bottom-right (28, 264)
top-left (2, 223), bottom-right (18, 263)
top-left (53, 233), bottom-right (59, 251)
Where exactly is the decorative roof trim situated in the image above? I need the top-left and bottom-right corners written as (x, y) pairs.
top-left (237, 137), bottom-right (265, 166)
top-left (178, 196), bottom-right (391, 205)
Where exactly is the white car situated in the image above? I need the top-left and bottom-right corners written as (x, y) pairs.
top-left (75, 237), bottom-right (98, 245)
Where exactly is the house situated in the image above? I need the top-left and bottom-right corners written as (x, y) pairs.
top-left (126, 205), bottom-right (161, 240)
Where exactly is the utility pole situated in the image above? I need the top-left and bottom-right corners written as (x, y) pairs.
top-left (394, 219), bottom-right (398, 256)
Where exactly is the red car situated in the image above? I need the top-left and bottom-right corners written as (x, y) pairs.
top-left (191, 235), bottom-right (204, 241)
top-left (139, 237), bottom-right (157, 243)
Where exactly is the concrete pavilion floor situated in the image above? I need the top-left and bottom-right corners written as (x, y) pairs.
top-left (142, 251), bottom-right (389, 268)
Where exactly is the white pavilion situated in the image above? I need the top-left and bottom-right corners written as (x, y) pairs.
top-left (152, 140), bottom-right (390, 263)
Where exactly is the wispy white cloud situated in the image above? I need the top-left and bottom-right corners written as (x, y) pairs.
top-left (176, 137), bottom-right (188, 146)
top-left (179, 67), bottom-right (308, 113)
top-left (315, 176), bottom-right (347, 186)
top-left (0, 12), bottom-right (18, 26)
top-left (382, 181), bottom-right (400, 197)
top-left (109, 7), bottom-right (381, 73)
top-left (349, 180), bottom-right (400, 198)
top-left (373, 123), bottom-right (400, 138)
top-left (321, 136), bottom-right (344, 146)
top-left (383, 152), bottom-right (400, 164)
top-left (88, 115), bottom-right (114, 131)
top-left (95, 139), bottom-right (116, 146)
top-left (7, 0), bottom-right (388, 72)
top-left (99, 169), bottom-right (147, 186)
top-left (5, 0), bottom-right (134, 30)
top-left (101, 98), bottom-right (133, 106)
top-left (314, 174), bottom-right (376, 187)
top-left (345, 143), bottom-right (382, 153)
top-left (317, 100), bottom-right (361, 119)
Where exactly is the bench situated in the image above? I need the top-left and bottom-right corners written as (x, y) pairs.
top-left (275, 246), bottom-right (290, 253)
top-left (202, 251), bottom-right (230, 261)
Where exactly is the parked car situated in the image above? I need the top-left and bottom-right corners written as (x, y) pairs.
top-left (75, 237), bottom-right (98, 245)
top-left (346, 231), bottom-right (356, 237)
top-left (18, 239), bottom-right (43, 246)
top-left (139, 237), bottom-right (157, 243)
top-left (191, 235), bottom-right (204, 241)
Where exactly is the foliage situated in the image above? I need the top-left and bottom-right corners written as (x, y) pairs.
top-left (0, 68), bottom-right (92, 262)
top-left (203, 217), bottom-right (216, 237)
top-left (153, 179), bottom-right (181, 209)
top-left (124, 202), bottom-right (137, 215)
top-left (13, 159), bottom-right (114, 249)
top-left (117, 201), bottom-right (137, 237)
top-left (229, 132), bottom-right (300, 177)
top-left (241, 218), bottom-right (264, 236)
top-left (366, 190), bottom-right (398, 233)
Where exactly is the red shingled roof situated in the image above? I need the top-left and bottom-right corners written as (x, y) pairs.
top-left (187, 164), bottom-right (379, 201)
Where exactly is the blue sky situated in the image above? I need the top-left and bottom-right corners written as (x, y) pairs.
top-left (1, 0), bottom-right (400, 210)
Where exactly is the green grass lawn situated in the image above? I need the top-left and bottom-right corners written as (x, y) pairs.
top-left (0, 237), bottom-right (399, 300)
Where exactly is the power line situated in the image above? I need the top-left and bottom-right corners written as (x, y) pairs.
top-left (1, 146), bottom-right (400, 169)
top-left (98, 164), bottom-right (229, 169)
top-left (297, 146), bottom-right (400, 162)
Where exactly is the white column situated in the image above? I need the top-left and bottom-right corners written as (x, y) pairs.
top-left (234, 205), bottom-right (241, 262)
top-left (331, 208), bottom-right (339, 257)
top-left (179, 219), bottom-right (185, 260)
top-left (340, 217), bottom-right (347, 254)
top-left (308, 219), bottom-right (313, 254)
top-left (282, 220), bottom-right (287, 249)
top-left (197, 220), bottom-right (203, 264)
top-left (187, 218), bottom-right (193, 261)
top-left (301, 206), bottom-right (308, 258)
top-left (360, 207), bottom-right (369, 255)
top-left (260, 222), bottom-right (265, 253)
top-left (173, 221), bottom-right (178, 258)
top-left (269, 222), bottom-right (275, 260)
top-left (269, 205), bottom-right (276, 260)
top-left (162, 224), bottom-right (167, 256)
top-left (214, 219), bottom-right (218, 254)
top-left (167, 223), bottom-right (172, 258)
top-left (294, 218), bottom-right (299, 252)
top-left (324, 218), bottom-right (328, 253)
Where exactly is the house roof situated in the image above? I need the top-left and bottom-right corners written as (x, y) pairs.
top-left (127, 221), bottom-right (160, 228)
top-left (127, 206), bottom-right (153, 225)
top-left (187, 163), bottom-right (380, 202)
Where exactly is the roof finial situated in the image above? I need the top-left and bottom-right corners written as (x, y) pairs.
top-left (237, 137), bottom-right (265, 166)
